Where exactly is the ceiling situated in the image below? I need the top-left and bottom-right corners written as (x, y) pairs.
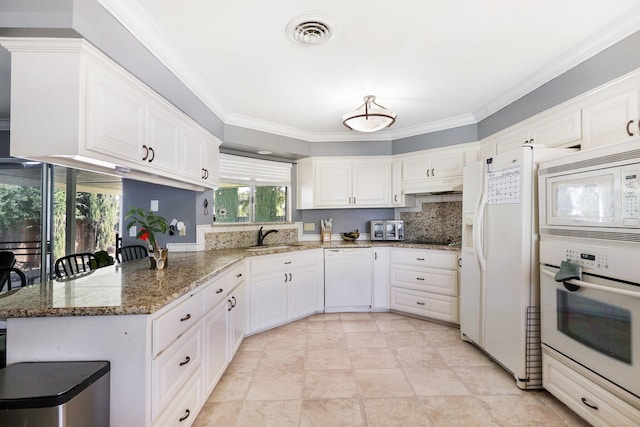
top-left (8, 1), bottom-right (640, 144)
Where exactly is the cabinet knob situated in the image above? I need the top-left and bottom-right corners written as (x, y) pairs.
top-left (179, 356), bottom-right (191, 366)
top-left (179, 409), bottom-right (191, 422)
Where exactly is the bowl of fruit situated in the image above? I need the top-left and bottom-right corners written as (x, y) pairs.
top-left (341, 230), bottom-right (360, 241)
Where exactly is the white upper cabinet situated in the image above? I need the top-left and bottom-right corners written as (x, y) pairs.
top-left (1, 37), bottom-right (220, 191)
top-left (581, 84), bottom-right (640, 150)
top-left (297, 156), bottom-right (392, 209)
top-left (399, 142), bottom-right (478, 194)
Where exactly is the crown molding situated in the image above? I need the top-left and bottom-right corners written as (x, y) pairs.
top-left (98, 0), bottom-right (230, 122)
top-left (473, 10), bottom-right (640, 122)
top-left (99, 0), bottom-right (640, 143)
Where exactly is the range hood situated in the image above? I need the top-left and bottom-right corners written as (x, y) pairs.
top-left (403, 177), bottom-right (463, 194)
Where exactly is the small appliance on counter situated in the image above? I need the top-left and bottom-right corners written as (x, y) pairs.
top-left (370, 220), bottom-right (404, 241)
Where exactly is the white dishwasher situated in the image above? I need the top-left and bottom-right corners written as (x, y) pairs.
top-left (324, 248), bottom-right (373, 312)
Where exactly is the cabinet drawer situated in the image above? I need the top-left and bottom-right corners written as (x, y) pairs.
top-left (390, 287), bottom-right (458, 323)
top-left (228, 262), bottom-right (246, 288)
top-left (204, 276), bottom-right (228, 313)
top-left (543, 348), bottom-right (640, 427)
top-left (250, 250), bottom-right (317, 274)
top-left (390, 248), bottom-right (458, 269)
top-left (153, 292), bottom-right (204, 357)
top-left (153, 369), bottom-right (203, 427)
top-left (152, 326), bottom-right (202, 420)
top-left (390, 266), bottom-right (457, 296)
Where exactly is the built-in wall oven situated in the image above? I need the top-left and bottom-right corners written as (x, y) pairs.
top-left (538, 140), bottom-right (640, 422)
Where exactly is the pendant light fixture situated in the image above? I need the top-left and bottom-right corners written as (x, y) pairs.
top-left (342, 95), bottom-right (397, 132)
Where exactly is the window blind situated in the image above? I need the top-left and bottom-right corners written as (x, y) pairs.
top-left (219, 154), bottom-right (291, 184)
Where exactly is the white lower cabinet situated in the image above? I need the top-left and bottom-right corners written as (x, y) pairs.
top-left (372, 247), bottom-right (389, 310)
top-left (152, 261), bottom-right (245, 426)
top-left (543, 347), bottom-right (640, 427)
top-left (389, 248), bottom-right (459, 324)
top-left (249, 249), bottom-right (324, 333)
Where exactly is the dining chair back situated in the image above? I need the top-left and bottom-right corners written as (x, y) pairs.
top-left (54, 253), bottom-right (97, 279)
top-left (117, 245), bottom-right (149, 263)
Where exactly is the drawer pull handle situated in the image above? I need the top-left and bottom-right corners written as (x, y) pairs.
top-left (581, 397), bottom-right (598, 411)
top-left (231, 296), bottom-right (237, 308)
top-left (289, 273), bottom-right (292, 282)
top-left (626, 120), bottom-right (634, 137)
top-left (416, 277), bottom-right (425, 281)
top-left (216, 288), bottom-right (224, 294)
top-left (284, 273), bottom-right (288, 283)
top-left (236, 273), bottom-right (242, 278)
top-left (179, 356), bottom-right (191, 366)
top-left (416, 257), bottom-right (425, 261)
top-left (179, 409), bottom-right (191, 422)
top-left (180, 313), bottom-right (191, 322)
top-left (417, 301), bottom-right (426, 306)
top-left (284, 261), bottom-right (292, 264)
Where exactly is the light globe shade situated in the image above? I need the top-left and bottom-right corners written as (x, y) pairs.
top-left (342, 95), bottom-right (397, 132)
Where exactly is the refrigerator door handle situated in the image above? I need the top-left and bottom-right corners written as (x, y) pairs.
top-left (474, 190), bottom-right (487, 273)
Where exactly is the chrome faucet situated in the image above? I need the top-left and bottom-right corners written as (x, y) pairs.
top-left (257, 226), bottom-right (278, 246)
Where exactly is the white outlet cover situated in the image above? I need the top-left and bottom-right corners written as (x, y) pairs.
top-left (150, 200), bottom-right (159, 211)
top-left (129, 225), bottom-right (137, 237)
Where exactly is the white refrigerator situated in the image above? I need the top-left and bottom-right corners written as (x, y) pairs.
top-left (460, 145), bottom-right (570, 390)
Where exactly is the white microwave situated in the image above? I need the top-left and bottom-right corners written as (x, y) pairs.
top-left (539, 141), bottom-right (640, 231)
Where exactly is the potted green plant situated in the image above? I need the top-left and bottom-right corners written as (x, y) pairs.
top-left (125, 207), bottom-right (169, 269)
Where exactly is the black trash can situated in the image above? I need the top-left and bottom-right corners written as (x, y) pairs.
top-left (0, 361), bottom-right (110, 427)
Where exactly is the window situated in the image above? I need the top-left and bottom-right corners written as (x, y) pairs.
top-left (215, 154), bottom-right (291, 223)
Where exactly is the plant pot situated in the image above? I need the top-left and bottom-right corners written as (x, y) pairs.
top-left (153, 248), bottom-right (168, 270)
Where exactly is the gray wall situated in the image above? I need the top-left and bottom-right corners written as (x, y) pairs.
top-left (479, 29), bottom-right (640, 139)
top-left (300, 208), bottom-right (395, 236)
top-left (393, 124), bottom-right (478, 154)
top-left (121, 180), bottom-right (198, 247)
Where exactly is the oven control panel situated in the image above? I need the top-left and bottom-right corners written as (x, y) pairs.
top-left (564, 249), bottom-right (609, 270)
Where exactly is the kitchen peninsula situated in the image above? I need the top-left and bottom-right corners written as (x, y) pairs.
top-left (0, 241), bottom-right (459, 427)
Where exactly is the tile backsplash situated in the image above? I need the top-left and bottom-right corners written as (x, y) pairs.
top-left (400, 198), bottom-right (462, 243)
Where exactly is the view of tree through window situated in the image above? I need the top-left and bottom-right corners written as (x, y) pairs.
top-left (214, 184), bottom-right (287, 223)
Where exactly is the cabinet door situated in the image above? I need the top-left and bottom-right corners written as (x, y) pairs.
top-left (314, 163), bottom-right (352, 207)
top-left (530, 108), bottom-right (582, 148)
top-left (429, 150), bottom-right (465, 179)
top-left (352, 161), bottom-right (391, 207)
top-left (250, 271), bottom-right (287, 332)
top-left (287, 267), bottom-right (317, 320)
top-left (146, 100), bottom-right (183, 173)
top-left (203, 299), bottom-right (228, 396)
top-left (182, 124), bottom-right (206, 181)
top-left (85, 65), bottom-right (145, 162)
top-left (402, 153), bottom-right (431, 182)
top-left (227, 282), bottom-right (245, 360)
top-left (372, 248), bottom-right (389, 310)
top-left (582, 87), bottom-right (640, 150)
top-left (203, 137), bottom-right (220, 187)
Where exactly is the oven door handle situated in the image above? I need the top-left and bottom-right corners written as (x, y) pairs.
top-left (541, 268), bottom-right (640, 299)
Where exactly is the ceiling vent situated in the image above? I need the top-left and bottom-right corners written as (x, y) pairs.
top-left (286, 16), bottom-right (334, 45)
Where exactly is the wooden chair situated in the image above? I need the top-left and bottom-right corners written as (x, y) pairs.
top-left (54, 253), bottom-right (97, 279)
top-left (117, 245), bottom-right (149, 263)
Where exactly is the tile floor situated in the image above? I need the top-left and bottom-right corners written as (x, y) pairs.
top-left (193, 312), bottom-right (590, 426)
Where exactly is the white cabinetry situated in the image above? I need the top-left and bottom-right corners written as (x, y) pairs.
top-left (1, 37), bottom-right (220, 191)
top-left (372, 247), bottom-right (390, 311)
top-left (296, 157), bottom-right (392, 209)
top-left (481, 106), bottom-right (582, 156)
top-left (389, 248), bottom-right (459, 324)
top-left (543, 347), bottom-right (640, 427)
top-left (249, 249), bottom-right (324, 333)
top-left (399, 143), bottom-right (478, 194)
top-left (581, 85), bottom-right (640, 150)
